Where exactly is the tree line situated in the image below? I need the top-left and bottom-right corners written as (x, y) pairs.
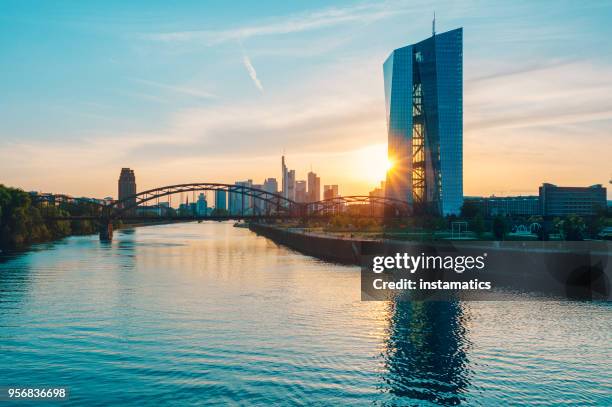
top-left (0, 185), bottom-right (98, 249)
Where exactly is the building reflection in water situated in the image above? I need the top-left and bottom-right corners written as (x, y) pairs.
top-left (379, 299), bottom-right (472, 405)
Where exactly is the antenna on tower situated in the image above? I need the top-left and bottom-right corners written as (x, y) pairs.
top-left (432, 12), bottom-right (436, 36)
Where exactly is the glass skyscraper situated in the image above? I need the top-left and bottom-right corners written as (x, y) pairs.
top-left (384, 27), bottom-right (463, 216)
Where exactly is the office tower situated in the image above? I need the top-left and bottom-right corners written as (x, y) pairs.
top-left (384, 27), bottom-right (463, 216)
top-left (307, 171), bottom-right (321, 202)
top-left (287, 170), bottom-right (296, 201)
top-left (295, 180), bottom-right (307, 203)
top-left (118, 168), bottom-right (136, 213)
top-left (196, 193), bottom-right (207, 216)
top-left (281, 156), bottom-right (288, 199)
top-left (263, 178), bottom-right (278, 195)
top-left (263, 178), bottom-right (279, 213)
top-left (323, 185), bottom-right (339, 200)
top-left (215, 190), bottom-right (227, 211)
top-left (229, 180), bottom-right (253, 215)
top-left (251, 183), bottom-right (265, 214)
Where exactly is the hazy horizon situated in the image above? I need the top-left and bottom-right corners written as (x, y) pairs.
top-left (1, 0), bottom-right (611, 199)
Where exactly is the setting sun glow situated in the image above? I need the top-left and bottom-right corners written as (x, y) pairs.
top-left (385, 157), bottom-right (394, 172)
top-left (352, 143), bottom-right (389, 186)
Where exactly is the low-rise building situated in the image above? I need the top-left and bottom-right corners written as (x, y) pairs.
top-left (463, 195), bottom-right (539, 217)
top-left (539, 183), bottom-right (606, 217)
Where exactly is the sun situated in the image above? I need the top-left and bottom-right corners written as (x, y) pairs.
top-left (385, 157), bottom-right (394, 172)
top-left (353, 144), bottom-right (391, 184)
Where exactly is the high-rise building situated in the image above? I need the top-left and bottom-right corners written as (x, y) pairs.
top-left (251, 183), bottom-right (266, 214)
top-left (384, 27), bottom-right (463, 216)
top-left (281, 156), bottom-right (288, 199)
top-left (118, 168), bottom-right (136, 214)
top-left (281, 156), bottom-right (296, 203)
top-left (295, 180), bottom-right (307, 203)
top-left (229, 180), bottom-right (253, 215)
top-left (307, 171), bottom-right (321, 202)
top-left (215, 190), bottom-right (227, 211)
top-left (263, 178), bottom-right (279, 213)
top-left (287, 170), bottom-right (296, 201)
top-left (196, 193), bottom-right (208, 216)
top-left (263, 178), bottom-right (278, 195)
top-left (323, 185), bottom-right (339, 200)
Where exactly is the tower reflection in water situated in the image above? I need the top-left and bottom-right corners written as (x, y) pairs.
top-left (380, 299), bottom-right (471, 405)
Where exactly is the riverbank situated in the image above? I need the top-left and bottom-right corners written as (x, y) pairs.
top-left (249, 223), bottom-right (611, 299)
top-left (0, 218), bottom-right (191, 253)
top-left (249, 222), bottom-right (372, 264)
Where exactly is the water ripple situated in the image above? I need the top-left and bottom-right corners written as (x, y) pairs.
top-left (0, 222), bottom-right (610, 406)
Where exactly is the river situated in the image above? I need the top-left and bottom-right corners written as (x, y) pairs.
top-left (0, 222), bottom-right (610, 405)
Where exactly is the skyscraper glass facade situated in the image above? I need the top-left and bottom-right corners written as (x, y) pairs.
top-left (384, 28), bottom-right (463, 216)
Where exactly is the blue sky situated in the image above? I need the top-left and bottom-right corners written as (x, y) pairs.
top-left (1, 0), bottom-right (611, 198)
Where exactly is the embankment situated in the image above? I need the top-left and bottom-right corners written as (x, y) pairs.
top-left (249, 223), bottom-right (611, 299)
top-left (249, 223), bottom-right (380, 264)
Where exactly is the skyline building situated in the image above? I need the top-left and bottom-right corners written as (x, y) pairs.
top-left (263, 178), bottom-right (278, 195)
top-left (229, 180), bottom-right (253, 215)
top-left (295, 180), bottom-right (307, 203)
top-left (323, 185), bottom-right (339, 200)
top-left (287, 170), bottom-right (296, 201)
top-left (118, 168), bottom-right (136, 214)
top-left (263, 177), bottom-right (279, 212)
top-left (281, 156), bottom-right (288, 199)
top-left (384, 26), bottom-right (463, 216)
top-left (281, 156), bottom-right (296, 202)
top-left (196, 193), bottom-right (207, 216)
top-left (251, 183), bottom-right (266, 214)
top-left (215, 190), bottom-right (227, 211)
top-left (369, 181), bottom-right (386, 217)
top-left (307, 171), bottom-right (321, 202)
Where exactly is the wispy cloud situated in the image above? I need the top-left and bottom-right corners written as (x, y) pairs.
top-left (242, 55), bottom-right (264, 92)
top-left (144, 2), bottom-right (412, 45)
top-left (132, 78), bottom-right (216, 99)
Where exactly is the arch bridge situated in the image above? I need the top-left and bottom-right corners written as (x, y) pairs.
top-left (32, 182), bottom-right (411, 241)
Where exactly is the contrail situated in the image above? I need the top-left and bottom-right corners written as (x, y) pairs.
top-left (242, 54), bottom-right (264, 92)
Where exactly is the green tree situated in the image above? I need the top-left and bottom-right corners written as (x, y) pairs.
top-left (492, 215), bottom-right (507, 240)
top-left (460, 201), bottom-right (481, 219)
top-left (470, 214), bottom-right (485, 238)
top-left (0, 184), bottom-right (94, 248)
top-left (557, 215), bottom-right (585, 241)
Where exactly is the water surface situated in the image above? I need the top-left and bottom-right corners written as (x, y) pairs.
top-left (0, 222), bottom-right (610, 405)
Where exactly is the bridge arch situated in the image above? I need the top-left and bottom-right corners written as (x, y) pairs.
top-left (32, 186), bottom-right (413, 241)
top-left (108, 183), bottom-right (299, 219)
top-left (306, 195), bottom-right (412, 217)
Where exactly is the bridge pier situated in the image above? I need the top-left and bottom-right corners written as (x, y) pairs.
top-left (99, 221), bottom-right (113, 241)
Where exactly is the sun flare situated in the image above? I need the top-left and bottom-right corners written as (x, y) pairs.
top-left (385, 157), bottom-right (394, 172)
top-left (352, 143), bottom-right (390, 186)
